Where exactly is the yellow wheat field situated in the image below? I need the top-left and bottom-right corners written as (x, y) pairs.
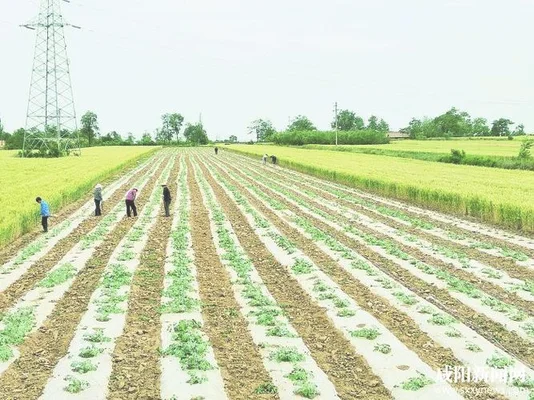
top-left (0, 146), bottom-right (159, 246)
top-left (227, 144), bottom-right (534, 232)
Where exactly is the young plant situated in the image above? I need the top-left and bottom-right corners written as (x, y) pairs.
top-left (374, 343), bottom-right (392, 354)
top-left (269, 347), bottom-right (305, 363)
top-left (71, 360), bottom-right (98, 374)
top-left (401, 374), bottom-right (434, 391)
top-left (350, 327), bottom-right (381, 340)
top-left (64, 376), bottom-right (89, 393)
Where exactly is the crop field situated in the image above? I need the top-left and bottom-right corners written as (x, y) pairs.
top-left (0, 146), bottom-right (159, 245)
top-left (360, 138), bottom-right (527, 157)
top-left (228, 144), bottom-right (534, 233)
top-left (0, 147), bottom-right (533, 399)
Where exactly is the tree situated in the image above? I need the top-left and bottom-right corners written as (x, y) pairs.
top-left (248, 119), bottom-right (276, 142)
top-left (287, 115), bottom-right (317, 132)
top-left (228, 135), bottom-right (238, 143)
top-left (513, 124), bottom-right (525, 136)
top-left (5, 128), bottom-right (25, 150)
top-left (139, 131), bottom-right (155, 145)
top-left (332, 110), bottom-right (364, 131)
top-left (184, 123), bottom-right (209, 145)
top-left (125, 133), bottom-right (135, 145)
top-left (433, 108), bottom-right (472, 137)
top-left (491, 118), bottom-right (514, 136)
top-left (0, 117), bottom-right (4, 139)
top-left (472, 118), bottom-right (490, 136)
top-left (80, 111), bottom-right (99, 146)
top-left (377, 118), bottom-right (389, 133)
top-left (101, 131), bottom-right (122, 145)
top-left (159, 115), bottom-right (173, 144)
top-left (162, 113), bottom-right (184, 142)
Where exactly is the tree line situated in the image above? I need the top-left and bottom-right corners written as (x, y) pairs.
top-left (0, 111), bottom-right (209, 150)
top-left (242, 107), bottom-right (525, 144)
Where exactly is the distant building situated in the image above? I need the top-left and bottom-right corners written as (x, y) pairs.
top-left (388, 131), bottom-right (410, 139)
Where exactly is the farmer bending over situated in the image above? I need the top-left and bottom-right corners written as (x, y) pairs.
top-left (125, 188), bottom-right (138, 217)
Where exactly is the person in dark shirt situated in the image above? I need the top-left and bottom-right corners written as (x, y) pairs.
top-left (214, 147), bottom-right (219, 155)
top-left (162, 184), bottom-right (172, 217)
top-left (270, 155), bottom-right (277, 165)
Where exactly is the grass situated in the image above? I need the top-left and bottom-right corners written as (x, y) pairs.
top-left (269, 347), bottom-right (305, 363)
top-left (350, 327), bottom-right (381, 340)
top-left (229, 144), bottom-right (534, 233)
top-left (38, 263), bottom-right (76, 288)
top-left (401, 374), bottom-right (434, 391)
top-left (0, 146), bottom-right (159, 246)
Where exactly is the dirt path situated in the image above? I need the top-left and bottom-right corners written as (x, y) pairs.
top-left (186, 159), bottom-right (278, 400)
top-left (107, 158), bottom-right (180, 399)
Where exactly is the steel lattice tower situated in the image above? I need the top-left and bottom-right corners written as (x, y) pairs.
top-left (22, 0), bottom-right (80, 156)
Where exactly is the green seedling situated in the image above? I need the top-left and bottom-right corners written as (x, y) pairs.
top-left (285, 366), bottom-right (309, 383)
top-left (295, 382), bottom-right (320, 399)
top-left (428, 313), bottom-right (456, 326)
top-left (71, 360), bottom-right (97, 374)
top-left (267, 325), bottom-right (296, 338)
top-left (466, 342), bottom-right (482, 352)
top-left (269, 347), bottom-right (305, 363)
top-left (102, 264), bottom-right (132, 289)
top-left (79, 345), bottom-right (104, 358)
top-left (254, 383), bottom-right (278, 394)
top-left (313, 281), bottom-right (329, 293)
top-left (401, 374), bottom-right (434, 391)
top-left (292, 259), bottom-right (313, 275)
top-left (251, 308), bottom-right (281, 326)
top-left (351, 260), bottom-right (378, 276)
top-left (337, 309), bottom-right (356, 317)
top-left (445, 329), bottom-right (462, 338)
top-left (64, 376), bottom-right (89, 393)
top-left (163, 320), bottom-right (212, 371)
top-left (187, 372), bottom-right (208, 385)
top-left (374, 343), bottom-right (392, 354)
top-left (117, 249), bottom-right (135, 261)
top-left (393, 292), bottom-right (419, 306)
top-left (38, 263), bottom-right (75, 288)
top-left (0, 307), bottom-right (36, 361)
top-left (523, 323), bottom-right (534, 337)
top-left (486, 353), bottom-right (515, 369)
top-left (351, 327), bottom-right (381, 340)
top-left (83, 329), bottom-right (111, 343)
top-left (481, 268), bottom-right (503, 280)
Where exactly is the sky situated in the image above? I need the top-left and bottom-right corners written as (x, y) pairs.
top-left (1, 0), bottom-right (533, 141)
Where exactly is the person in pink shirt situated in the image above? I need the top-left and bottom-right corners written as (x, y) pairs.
top-left (125, 188), bottom-right (138, 217)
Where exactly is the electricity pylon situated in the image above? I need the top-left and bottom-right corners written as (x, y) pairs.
top-left (21, 0), bottom-right (80, 156)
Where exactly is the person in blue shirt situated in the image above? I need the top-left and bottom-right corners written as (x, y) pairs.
top-left (36, 197), bottom-right (50, 233)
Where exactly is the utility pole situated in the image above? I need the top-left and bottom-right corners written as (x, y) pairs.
top-left (21, 0), bottom-right (80, 157)
top-left (334, 102), bottom-right (339, 146)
